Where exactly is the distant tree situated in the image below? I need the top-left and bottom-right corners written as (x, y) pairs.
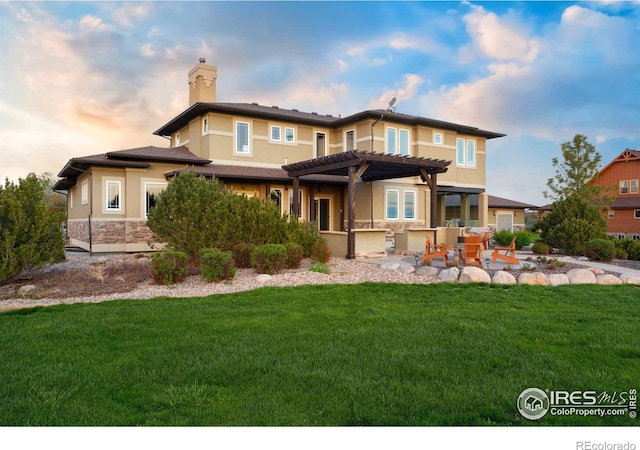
top-left (39, 172), bottom-right (67, 218)
top-left (543, 134), bottom-right (610, 204)
top-left (0, 174), bottom-right (66, 284)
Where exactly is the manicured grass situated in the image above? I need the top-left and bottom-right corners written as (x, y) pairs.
top-left (1, 283), bottom-right (639, 426)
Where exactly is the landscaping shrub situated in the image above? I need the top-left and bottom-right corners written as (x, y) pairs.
top-left (147, 169), bottom-right (290, 260)
top-left (284, 243), bottom-right (304, 269)
top-left (150, 250), bottom-right (188, 285)
top-left (311, 238), bottom-right (331, 263)
top-left (286, 220), bottom-right (320, 256)
top-left (620, 239), bottom-right (640, 261)
top-left (0, 174), bottom-right (66, 284)
top-left (583, 239), bottom-right (615, 261)
top-left (540, 196), bottom-right (607, 255)
top-left (531, 241), bottom-right (552, 255)
top-left (232, 243), bottom-right (257, 269)
top-left (492, 230), bottom-right (514, 247)
top-left (309, 261), bottom-right (330, 274)
top-left (614, 247), bottom-right (628, 260)
top-left (251, 244), bottom-right (287, 275)
top-left (493, 230), bottom-right (530, 250)
top-left (200, 248), bottom-right (236, 283)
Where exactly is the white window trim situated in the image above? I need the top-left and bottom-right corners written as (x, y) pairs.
top-left (315, 132), bottom-right (327, 158)
top-left (81, 180), bottom-right (89, 205)
top-left (69, 190), bottom-right (74, 210)
top-left (433, 132), bottom-right (443, 145)
top-left (635, 209), bottom-right (640, 219)
top-left (285, 127), bottom-right (295, 144)
top-left (270, 125), bottom-right (281, 142)
top-left (608, 210), bottom-right (615, 219)
top-left (456, 138), bottom-right (476, 167)
top-left (143, 181), bottom-right (167, 218)
top-left (270, 188), bottom-right (284, 214)
top-left (620, 180), bottom-right (629, 195)
top-left (403, 190), bottom-right (417, 220)
top-left (104, 179), bottom-right (123, 213)
top-left (386, 189), bottom-right (400, 220)
top-left (175, 133), bottom-right (180, 146)
top-left (345, 129), bottom-right (356, 152)
top-left (386, 127), bottom-right (397, 155)
top-left (630, 179), bottom-right (638, 194)
top-left (235, 121), bottom-right (251, 156)
top-left (288, 189), bottom-right (305, 219)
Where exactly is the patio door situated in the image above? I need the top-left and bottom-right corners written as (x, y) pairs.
top-left (314, 198), bottom-right (330, 231)
top-left (496, 213), bottom-right (513, 232)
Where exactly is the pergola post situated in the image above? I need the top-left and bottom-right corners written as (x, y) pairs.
top-left (346, 165), bottom-right (357, 259)
top-left (430, 173), bottom-right (438, 228)
top-left (292, 176), bottom-right (300, 222)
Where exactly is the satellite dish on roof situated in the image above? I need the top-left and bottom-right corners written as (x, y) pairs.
top-left (388, 97), bottom-right (397, 112)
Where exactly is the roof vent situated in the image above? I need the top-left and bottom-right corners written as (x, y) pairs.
top-left (199, 57), bottom-right (206, 63)
top-left (252, 102), bottom-right (259, 105)
top-left (312, 112), bottom-right (317, 115)
top-left (272, 105), bottom-right (279, 109)
top-left (292, 109), bottom-right (298, 112)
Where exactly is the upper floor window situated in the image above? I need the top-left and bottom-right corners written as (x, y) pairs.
top-left (316, 132), bottom-right (327, 158)
top-left (285, 127), bottom-right (295, 143)
top-left (385, 127), bottom-right (411, 156)
top-left (202, 118), bottom-right (208, 135)
top-left (620, 180), bottom-right (629, 194)
top-left (433, 132), bottom-right (443, 145)
top-left (235, 121), bottom-right (250, 155)
top-left (271, 126), bottom-right (281, 141)
top-left (175, 133), bottom-right (180, 146)
top-left (608, 210), bottom-right (615, 220)
top-left (144, 182), bottom-right (166, 218)
top-left (635, 210), bottom-right (640, 219)
top-left (457, 138), bottom-right (476, 167)
top-left (631, 180), bottom-right (639, 194)
top-left (106, 180), bottom-right (121, 211)
top-left (345, 130), bottom-right (355, 152)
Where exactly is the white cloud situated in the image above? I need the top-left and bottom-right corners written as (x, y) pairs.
top-left (112, 3), bottom-right (151, 27)
top-left (463, 5), bottom-right (540, 63)
top-left (79, 15), bottom-right (112, 33)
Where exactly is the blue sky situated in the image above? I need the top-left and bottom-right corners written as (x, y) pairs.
top-left (1, 1), bottom-right (639, 206)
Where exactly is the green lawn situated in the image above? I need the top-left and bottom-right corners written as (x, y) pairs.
top-left (1, 283), bottom-right (639, 426)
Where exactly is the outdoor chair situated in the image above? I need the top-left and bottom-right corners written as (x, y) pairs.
top-left (491, 236), bottom-right (519, 265)
top-left (422, 235), bottom-right (448, 263)
top-left (458, 235), bottom-right (482, 266)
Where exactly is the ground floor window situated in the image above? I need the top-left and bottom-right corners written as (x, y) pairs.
top-left (403, 190), bottom-right (416, 220)
top-left (289, 189), bottom-right (304, 219)
top-left (145, 182), bottom-right (166, 218)
top-left (386, 189), bottom-right (399, 220)
top-left (106, 181), bottom-right (121, 211)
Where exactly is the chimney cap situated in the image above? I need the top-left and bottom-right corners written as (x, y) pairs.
top-left (199, 57), bottom-right (206, 63)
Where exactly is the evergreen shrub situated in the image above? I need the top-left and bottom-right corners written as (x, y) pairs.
top-left (200, 248), bottom-right (236, 283)
top-left (251, 244), bottom-right (288, 275)
top-left (150, 250), bottom-right (189, 285)
top-left (232, 243), bottom-right (257, 268)
top-left (583, 239), bottom-right (615, 261)
top-left (284, 243), bottom-right (304, 269)
top-left (532, 242), bottom-right (552, 255)
top-left (311, 238), bottom-right (331, 263)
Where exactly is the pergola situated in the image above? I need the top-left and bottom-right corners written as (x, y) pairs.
top-left (282, 150), bottom-right (451, 258)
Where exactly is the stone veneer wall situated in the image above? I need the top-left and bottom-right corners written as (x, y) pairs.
top-left (67, 219), bottom-right (161, 248)
top-left (351, 220), bottom-right (428, 237)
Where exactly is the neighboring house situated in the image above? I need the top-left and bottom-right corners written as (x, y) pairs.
top-left (487, 195), bottom-right (538, 232)
top-left (54, 59), bottom-right (505, 253)
top-left (591, 149), bottom-right (640, 239)
top-left (445, 194), bottom-right (537, 232)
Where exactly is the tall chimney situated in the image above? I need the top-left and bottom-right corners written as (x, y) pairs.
top-left (188, 58), bottom-right (217, 105)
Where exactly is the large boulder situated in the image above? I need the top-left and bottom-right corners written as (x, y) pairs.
top-left (255, 274), bottom-right (273, 283)
top-left (415, 266), bottom-right (439, 277)
top-left (586, 267), bottom-right (605, 275)
top-left (492, 271), bottom-right (517, 285)
top-left (438, 267), bottom-right (460, 282)
top-left (518, 273), bottom-right (550, 286)
top-left (18, 285), bottom-right (38, 298)
top-left (566, 269), bottom-right (597, 284)
top-left (459, 266), bottom-right (491, 283)
top-left (547, 274), bottom-right (570, 286)
top-left (596, 274), bottom-right (622, 285)
top-left (618, 273), bottom-right (640, 284)
top-left (380, 262), bottom-right (400, 271)
top-left (396, 263), bottom-right (416, 274)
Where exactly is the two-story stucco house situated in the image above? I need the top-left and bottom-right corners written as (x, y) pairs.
top-left (54, 59), bottom-right (505, 255)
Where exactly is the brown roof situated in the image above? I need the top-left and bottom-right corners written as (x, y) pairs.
top-left (607, 196), bottom-right (640, 210)
top-left (154, 102), bottom-right (506, 140)
top-left (488, 195), bottom-right (539, 209)
top-left (53, 146), bottom-right (210, 190)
